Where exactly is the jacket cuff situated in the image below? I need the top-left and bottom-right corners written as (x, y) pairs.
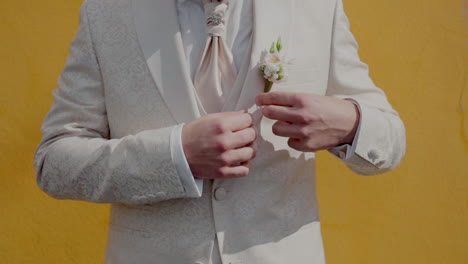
top-left (170, 123), bottom-right (203, 197)
top-left (340, 101), bottom-right (405, 175)
top-left (328, 98), bottom-right (361, 160)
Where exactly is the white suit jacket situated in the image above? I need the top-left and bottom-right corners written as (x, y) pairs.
top-left (33, 0), bottom-right (406, 263)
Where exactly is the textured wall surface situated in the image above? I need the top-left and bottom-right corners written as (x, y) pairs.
top-left (0, 0), bottom-right (466, 263)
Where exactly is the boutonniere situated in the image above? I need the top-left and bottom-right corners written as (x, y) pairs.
top-left (259, 38), bottom-right (289, 93)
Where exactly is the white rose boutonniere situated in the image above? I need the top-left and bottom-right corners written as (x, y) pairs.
top-left (259, 38), bottom-right (289, 93)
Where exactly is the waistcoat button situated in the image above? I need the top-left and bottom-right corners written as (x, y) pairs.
top-left (214, 187), bottom-right (227, 201)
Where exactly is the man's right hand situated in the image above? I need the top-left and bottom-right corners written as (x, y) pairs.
top-left (182, 110), bottom-right (257, 179)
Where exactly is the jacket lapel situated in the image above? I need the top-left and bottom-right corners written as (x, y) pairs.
top-left (132, 0), bottom-right (201, 124)
top-left (233, 0), bottom-right (293, 111)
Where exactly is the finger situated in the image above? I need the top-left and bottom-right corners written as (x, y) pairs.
top-left (287, 138), bottom-right (308, 152)
top-left (236, 139), bottom-right (258, 160)
top-left (239, 160), bottom-right (252, 168)
top-left (224, 112), bottom-right (254, 132)
top-left (245, 140), bottom-right (258, 159)
top-left (262, 105), bottom-right (304, 123)
top-left (219, 165), bottom-right (250, 178)
top-left (223, 127), bottom-right (257, 149)
top-left (219, 147), bottom-right (255, 166)
top-left (287, 137), bottom-right (326, 152)
top-left (272, 121), bottom-right (307, 138)
top-left (256, 91), bottom-right (300, 107)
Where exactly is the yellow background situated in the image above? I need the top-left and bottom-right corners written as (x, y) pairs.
top-left (0, 0), bottom-right (466, 263)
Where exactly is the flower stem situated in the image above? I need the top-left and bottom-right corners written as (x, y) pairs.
top-left (264, 81), bottom-right (273, 93)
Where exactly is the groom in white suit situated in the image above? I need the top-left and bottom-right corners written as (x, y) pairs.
top-left (34, 0), bottom-right (406, 263)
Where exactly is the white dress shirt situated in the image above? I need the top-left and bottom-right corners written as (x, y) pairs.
top-left (171, 0), bottom-right (361, 197)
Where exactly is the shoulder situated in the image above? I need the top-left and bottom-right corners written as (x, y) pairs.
top-left (290, 0), bottom-right (337, 24)
top-left (81, 0), bottom-right (132, 20)
top-left (77, 0), bottom-right (136, 53)
top-left (84, 0), bottom-right (130, 8)
top-left (291, 0), bottom-right (337, 11)
top-left (78, 0), bottom-right (134, 38)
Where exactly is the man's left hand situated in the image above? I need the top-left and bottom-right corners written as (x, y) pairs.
top-left (255, 91), bottom-right (360, 152)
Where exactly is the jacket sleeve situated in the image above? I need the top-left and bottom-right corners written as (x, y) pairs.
top-left (33, 1), bottom-right (188, 205)
top-left (325, 0), bottom-right (406, 175)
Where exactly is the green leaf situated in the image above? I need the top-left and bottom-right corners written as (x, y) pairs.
top-left (269, 42), bottom-right (276, 53)
top-left (276, 37), bottom-right (283, 52)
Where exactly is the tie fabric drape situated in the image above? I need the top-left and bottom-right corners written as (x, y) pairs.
top-left (194, 0), bottom-right (238, 114)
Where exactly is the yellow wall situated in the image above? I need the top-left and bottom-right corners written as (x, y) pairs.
top-left (0, 0), bottom-right (466, 263)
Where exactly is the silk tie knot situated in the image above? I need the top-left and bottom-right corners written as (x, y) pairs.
top-left (195, 0), bottom-right (236, 114)
top-left (204, 1), bottom-right (228, 37)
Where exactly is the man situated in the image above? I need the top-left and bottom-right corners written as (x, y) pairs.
top-left (34, 0), bottom-right (406, 263)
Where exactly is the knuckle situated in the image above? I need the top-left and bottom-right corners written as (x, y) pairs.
top-left (295, 95), bottom-right (306, 106)
top-left (212, 121), bottom-right (228, 134)
top-left (298, 111), bottom-right (315, 124)
top-left (247, 127), bottom-right (257, 141)
top-left (262, 106), bottom-right (273, 118)
top-left (217, 167), bottom-right (229, 177)
top-left (212, 169), bottom-right (222, 178)
top-left (214, 138), bottom-right (229, 151)
top-left (218, 153), bottom-right (231, 166)
top-left (298, 127), bottom-right (310, 137)
top-left (297, 113), bottom-right (309, 123)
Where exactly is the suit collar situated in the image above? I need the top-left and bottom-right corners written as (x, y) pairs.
top-left (132, 0), bottom-right (201, 124)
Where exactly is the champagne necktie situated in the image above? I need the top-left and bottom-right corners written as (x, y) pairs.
top-left (194, 0), bottom-right (237, 114)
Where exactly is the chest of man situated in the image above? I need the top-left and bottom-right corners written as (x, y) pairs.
top-left (86, 0), bottom-right (335, 263)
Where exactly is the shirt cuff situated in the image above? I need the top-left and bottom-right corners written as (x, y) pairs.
top-left (170, 123), bottom-right (203, 197)
top-left (328, 98), bottom-right (362, 160)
